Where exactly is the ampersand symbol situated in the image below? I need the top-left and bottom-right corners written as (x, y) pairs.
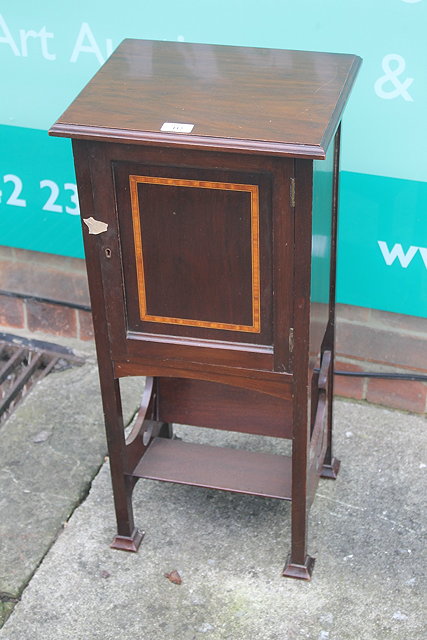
top-left (374, 54), bottom-right (414, 102)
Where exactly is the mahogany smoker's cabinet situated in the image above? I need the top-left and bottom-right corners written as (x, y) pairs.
top-left (50, 39), bottom-right (361, 580)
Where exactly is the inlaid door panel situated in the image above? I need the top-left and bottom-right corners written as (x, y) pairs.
top-left (130, 176), bottom-right (259, 333)
top-left (114, 162), bottom-right (273, 347)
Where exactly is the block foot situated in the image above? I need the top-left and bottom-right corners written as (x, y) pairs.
top-left (110, 528), bottom-right (144, 552)
top-left (320, 457), bottom-right (341, 479)
top-left (282, 554), bottom-right (315, 580)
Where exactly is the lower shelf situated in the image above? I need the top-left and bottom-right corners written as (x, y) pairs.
top-left (132, 437), bottom-right (292, 500)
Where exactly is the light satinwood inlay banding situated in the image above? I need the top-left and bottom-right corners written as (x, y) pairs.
top-left (129, 175), bottom-right (261, 333)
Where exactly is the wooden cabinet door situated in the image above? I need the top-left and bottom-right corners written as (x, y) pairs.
top-left (80, 142), bottom-right (295, 374)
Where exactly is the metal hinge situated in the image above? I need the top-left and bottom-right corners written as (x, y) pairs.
top-left (289, 327), bottom-right (294, 353)
top-left (290, 177), bottom-right (296, 208)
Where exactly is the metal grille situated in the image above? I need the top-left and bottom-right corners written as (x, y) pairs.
top-left (0, 334), bottom-right (84, 427)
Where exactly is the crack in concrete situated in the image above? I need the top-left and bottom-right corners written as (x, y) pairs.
top-left (316, 492), bottom-right (418, 534)
top-left (0, 469), bottom-right (20, 485)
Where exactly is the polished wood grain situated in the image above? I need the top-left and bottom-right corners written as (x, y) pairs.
top-left (50, 39), bottom-right (361, 158)
top-left (113, 358), bottom-right (292, 400)
top-left (157, 378), bottom-right (293, 439)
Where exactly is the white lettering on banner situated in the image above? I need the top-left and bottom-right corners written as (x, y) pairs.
top-left (0, 173), bottom-right (79, 216)
top-left (19, 25), bottom-right (56, 60)
top-left (374, 54), bottom-right (414, 102)
top-left (3, 175), bottom-right (26, 207)
top-left (70, 22), bottom-right (113, 64)
top-left (19, 29), bottom-right (39, 56)
top-left (40, 179), bottom-right (62, 212)
top-left (39, 180), bottom-right (79, 214)
top-left (378, 241), bottom-right (427, 268)
top-left (0, 13), bottom-right (20, 56)
top-left (0, 14), bottom-right (112, 63)
top-left (0, 14), bottom-right (56, 60)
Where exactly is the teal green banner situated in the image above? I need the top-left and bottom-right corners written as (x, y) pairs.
top-left (337, 173), bottom-right (427, 318)
top-left (0, 125), bottom-right (83, 257)
top-left (1, 1), bottom-right (426, 317)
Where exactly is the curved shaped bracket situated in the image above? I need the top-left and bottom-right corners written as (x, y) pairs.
top-left (309, 391), bottom-right (327, 471)
top-left (126, 376), bottom-right (155, 446)
top-left (312, 351), bottom-right (331, 461)
top-left (318, 350), bottom-right (331, 392)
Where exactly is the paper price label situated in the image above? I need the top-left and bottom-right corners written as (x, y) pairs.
top-left (161, 122), bottom-right (194, 133)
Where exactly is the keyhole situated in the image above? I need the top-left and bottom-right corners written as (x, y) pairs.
top-left (105, 248), bottom-right (112, 258)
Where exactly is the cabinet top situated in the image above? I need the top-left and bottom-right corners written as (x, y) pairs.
top-left (50, 39), bottom-right (361, 159)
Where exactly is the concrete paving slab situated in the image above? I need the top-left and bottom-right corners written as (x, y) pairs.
top-left (0, 350), bottom-right (142, 609)
top-left (0, 400), bottom-right (425, 640)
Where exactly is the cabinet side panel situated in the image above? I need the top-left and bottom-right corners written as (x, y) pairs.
top-left (309, 143), bottom-right (334, 362)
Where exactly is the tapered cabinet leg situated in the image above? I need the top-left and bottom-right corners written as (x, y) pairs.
top-left (283, 471), bottom-right (315, 581)
top-left (320, 352), bottom-right (340, 479)
top-left (283, 414), bottom-right (315, 580)
top-left (319, 345), bottom-right (340, 480)
top-left (99, 368), bottom-right (143, 552)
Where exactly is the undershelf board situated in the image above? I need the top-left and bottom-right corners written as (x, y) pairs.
top-left (132, 437), bottom-right (292, 500)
